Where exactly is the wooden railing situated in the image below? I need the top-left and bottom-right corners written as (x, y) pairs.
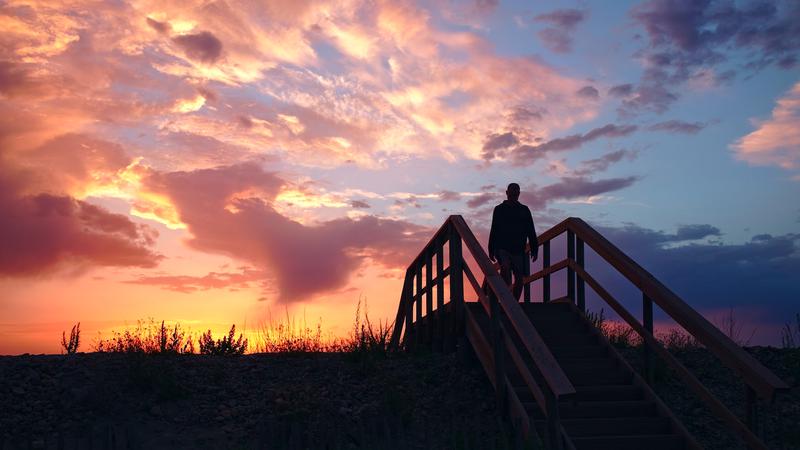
top-left (523, 217), bottom-right (788, 450)
top-left (389, 216), bottom-right (576, 449)
top-left (391, 215), bottom-right (788, 450)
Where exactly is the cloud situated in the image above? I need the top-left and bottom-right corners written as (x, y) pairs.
top-left (576, 85), bottom-right (599, 99)
top-left (437, 190), bottom-right (461, 202)
top-left (350, 199), bottom-right (371, 209)
top-left (0, 177), bottom-right (161, 277)
top-left (141, 163), bottom-right (430, 302)
top-left (608, 83), bottom-right (634, 97)
top-left (534, 9), bottom-right (587, 53)
top-left (732, 81), bottom-right (800, 174)
top-left (522, 176), bottom-right (639, 209)
top-left (587, 222), bottom-right (800, 333)
top-left (467, 192), bottom-right (498, 209)
top-left (506, 123), bottom-right (638, 166)
top-left (172, 31), bottom-right (223, 64)
top-left (481, 132), bottom-right (520, 159)
top-left (125, 267), bottom-right (266, 293)
top-left (647, 120), bottom-right (707, 134)
top-left (626, 0), bottom-right (800, 113)
top-left (573, 149), bottom-right (638, 176)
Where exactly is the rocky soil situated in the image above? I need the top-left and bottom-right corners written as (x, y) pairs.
top-left (1, 347), bottom-right (798, 449)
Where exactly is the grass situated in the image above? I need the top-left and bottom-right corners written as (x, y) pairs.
top-left (780, 312), bottom-right (800, 348)
top-left (87, 297), bottom-right (393, 357)
top-left (61, 322), bottom-right (80, 354)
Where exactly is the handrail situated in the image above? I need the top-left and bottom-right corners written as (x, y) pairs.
top-left (561, 217), bottom-right (788, 402)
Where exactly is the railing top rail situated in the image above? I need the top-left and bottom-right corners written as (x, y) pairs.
top-left (558, 217), bottom-right (788, 401)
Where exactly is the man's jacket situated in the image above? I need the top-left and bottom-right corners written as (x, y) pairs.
top-left (488, 200), bottom-right (538, 258)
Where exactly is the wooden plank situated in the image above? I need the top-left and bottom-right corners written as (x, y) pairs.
top-left (465, 307), bottom-right (496, 387)
top-left (543, 241), bottom-right (551, 302)
top-left (436, 246), bottom-right (445, 352)
top-left (571, 261), bottom-right (770, 450)
top-left (450, 216), bottom-right (576, 399)
top-left (567, 218), bottom-right (788, 401)
top-left (389, 271), bottom-right (412, 349)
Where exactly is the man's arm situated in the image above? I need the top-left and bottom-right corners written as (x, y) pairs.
top-left (526, 207), bottom-right (538, 261)
top-left (488, 206), bottom-right (499, 261)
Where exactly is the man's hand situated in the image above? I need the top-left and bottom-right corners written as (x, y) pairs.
top-left (531, 251), bottom-right (538, 263)
top-left (489, 253), bottom-right (497, 263)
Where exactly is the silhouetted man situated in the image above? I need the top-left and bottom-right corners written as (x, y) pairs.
top-left (488, 183), bottom-right (538, 301)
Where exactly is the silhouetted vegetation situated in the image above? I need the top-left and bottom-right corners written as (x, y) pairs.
top-left (60, 322), bottom-right (80, 354)
top-left (781, 312), bottom-right (800, 348)
top-left (713, 307), bottom-right (756, 346)
top-left (94, 319), bottom-right (195, 354)
top-left (199, 324), bottom-right (248, 355)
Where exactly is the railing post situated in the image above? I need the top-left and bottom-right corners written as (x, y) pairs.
top-left (448, 226), bottom-right (464, 353)
top-left (436, 243), bottom-right (445, 352)
top-left (491, 289), bottom-right (506, 412)
top-left (543, 241), bottom-right (551, 303)
top-left (523, 249), bottom-right (531, 303)
top-left (546, 390), bottom-right (563, 450)
top-left (425, 249), bottom-right (433, 349)
top-left (643, 293), bottom-right (654, 385)
top-left (576, 238), bottom-right (585, 312)
top-left (567, 230), bottom-right (575, 303)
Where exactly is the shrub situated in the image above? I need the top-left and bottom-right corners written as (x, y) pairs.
top-left (198, 324), bottom-right (248, 355)
top-left (657, 328), bottom-right (700, 350)
top-left (61, 322), bottom-right (80, 354)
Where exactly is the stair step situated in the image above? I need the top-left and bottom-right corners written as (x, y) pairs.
top-left (557, 358), bottom-right (618, 370)
top-left (535, 417), bottom-right (671, 437)
top-left (527, 400), bottom-right (657, 419)
top-left (548, 345), bottom-right (608, 358)
top-left (574, 385), bottom-right (643, 401)
top-left (571, 434), bottom-right (684, 450)
top-left (536, 333), bottom-right (598, 346)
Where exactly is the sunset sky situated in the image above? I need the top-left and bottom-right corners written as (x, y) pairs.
top-left (1, 0), bottom-right (799, 354)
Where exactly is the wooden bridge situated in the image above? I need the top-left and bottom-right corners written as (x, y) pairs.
top-left (389, 216), bottom-right (789, 450)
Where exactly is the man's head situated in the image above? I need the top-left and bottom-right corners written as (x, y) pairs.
top-left (506, 183), bottom-right (520, 201)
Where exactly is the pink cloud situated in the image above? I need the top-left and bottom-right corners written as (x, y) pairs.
top-left (732, 82), bottom-right (800, 175)
top-left (141, 163), bottom-right (430, 302)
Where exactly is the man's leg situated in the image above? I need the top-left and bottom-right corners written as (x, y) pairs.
top-left (497, 250), bottom-right (513, 288)
top-left (511, 253), bottom-right (525, 301)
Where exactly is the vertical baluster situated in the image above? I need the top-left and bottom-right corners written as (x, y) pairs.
top-left (576, 238), bottom-right (585, 312)
top-left (543, 241), bottom-right (550, 303)
top-left (746, 385), bottom-right (762, 438)
top-left (404, 271), bottom-right (413, 350)
top-left (436, 243), bottom-right (444, 352)
top-left (425, 249), bottom-right (433, 349)
top-left (567, 230), bottom-right (575, 303)
top-left (546, 390), bottom-right (563, 450)
top-left (643, 293), bottom-right (654, 385)
top-left (523, 245), bottom-right (531, 303)
top-left (448, 226), bottom-right (464, 352)
top-left (415, 261), bottom-right (423, 351)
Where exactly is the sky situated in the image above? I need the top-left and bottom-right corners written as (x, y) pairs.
top-left (1, 0), bottom-right (799, 354)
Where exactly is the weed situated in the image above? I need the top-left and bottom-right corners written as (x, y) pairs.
top-left (61, 322), bottom-right (80, 354)
top-left (714, 307), bottom-right (756, 346)
top-left (780, 313), bottom-right (800, 348)
top-left (199, 324), bottom-right (248, 355)
top-left (94, 318), bottom-right (195, 354)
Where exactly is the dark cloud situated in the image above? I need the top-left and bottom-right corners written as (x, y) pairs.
top-left (146, 18), bottom-right (169, 34)
top-left (521, 176), bottom-right (639, 209)
top-left (534, 9), bottom-right (587, 53)
top-left (626, 0), bottom-right (800, 113)
top-left (143, 163), bottom-right (430, 302)
top-left (467, 192), bottom-right (498, 209)
top-left (481, 132), bottom-right (520, 160)
top-left (508, 106), bottom-right (545, 123)
top-left (576, 85), bottom-right (600, 99)
top-left (172, 31), bottom-right (223, 64)
top-left (0, 179), bottom-right (161, 277)
top-left (350, 199), bottom-right (371, 209)
top-left (608, 83), bottom-right (635, 97)
top-left (647, 120), bottom-right (707, 134)
top-left (437, 190), bottom-right (461, 202)
top-left (674, 224), bottom-right (721, 241)
top-left (508, 124), bottom-right (638, 166)
top-left (573, 149), bottom-right (638, 176)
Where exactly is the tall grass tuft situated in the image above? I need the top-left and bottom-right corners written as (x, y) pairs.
top-left (94, 318), bottom-right (195, 354)
top-left (781, 313), bottom-right (800, 349)
top-left (61, 322), bottom-right (80, 354)
top-left (343, 296), bottom-right (393, 356)
top-left (198, 324), bottom-right (248, 355)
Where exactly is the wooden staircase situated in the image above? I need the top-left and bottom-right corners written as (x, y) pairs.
top-left (389, 216), bottom-right (789, 450)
